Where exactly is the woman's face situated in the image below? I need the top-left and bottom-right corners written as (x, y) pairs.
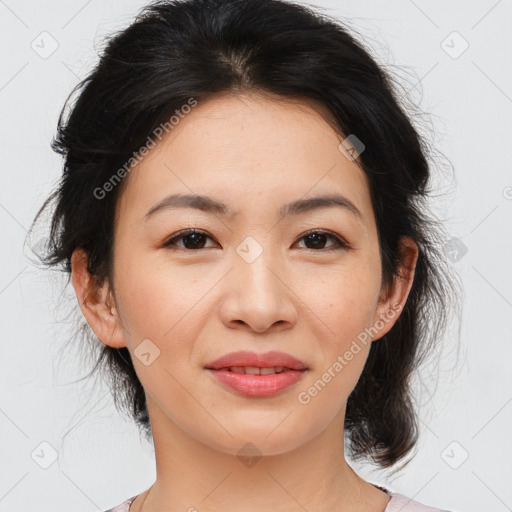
top-left (77, 92), bottom-right (415, 456)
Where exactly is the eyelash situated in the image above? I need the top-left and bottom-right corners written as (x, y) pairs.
top-left (162, 229), bottom-right (351, 252)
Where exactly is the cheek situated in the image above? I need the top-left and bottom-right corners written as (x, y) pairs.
top-left (112, 259), bottom-right (212, 427)
top-left (113, 249), bottom-right (213, 346)
top-left (294, 278), bottom-right (377, 421)
top-left (298, 257), bottom-right (382, 345)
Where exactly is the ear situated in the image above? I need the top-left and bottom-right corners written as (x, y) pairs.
top-left (371, 236), bottom-right (419, 341)
top-left (70, 248), bottom-right (126, 348)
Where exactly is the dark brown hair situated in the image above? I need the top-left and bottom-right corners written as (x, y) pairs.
top-left (29, 0), bottom-right (458, 471)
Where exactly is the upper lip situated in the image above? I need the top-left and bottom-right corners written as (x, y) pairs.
top-left (205, 351), bottom-right (308, 371)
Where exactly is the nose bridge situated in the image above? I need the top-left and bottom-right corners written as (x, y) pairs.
top-left (219, 233), bottom-right (296, 332)
top-left (234, 234), bottom-right (283, 303)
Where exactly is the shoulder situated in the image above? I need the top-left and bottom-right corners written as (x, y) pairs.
top-left (103, 491), bottom-right (455, 512)
top-left (385, 492), bottom-right (454, 512)
top-left (102, 494), bottom-right (138, 512)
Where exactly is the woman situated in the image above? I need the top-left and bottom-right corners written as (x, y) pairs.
top-left (31, 0), bottom-right (458, 510)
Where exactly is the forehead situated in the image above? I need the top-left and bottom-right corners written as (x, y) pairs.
top-left (116, 92), bottom-right (373, 225)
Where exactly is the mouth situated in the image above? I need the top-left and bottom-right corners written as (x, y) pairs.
top-left (205, 351), bottom-right (308, 397)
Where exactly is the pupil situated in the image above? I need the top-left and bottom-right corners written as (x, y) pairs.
top-left (184, 233), bottom-right (205, 249)
top-left (306, 233), bottom-right (325, 249)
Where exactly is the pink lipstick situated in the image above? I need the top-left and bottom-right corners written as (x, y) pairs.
top-left (205, 350), bottom-right (308, 397)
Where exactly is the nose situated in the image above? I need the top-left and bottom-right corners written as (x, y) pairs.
top-left (218, 248), bottom-right (298, 334)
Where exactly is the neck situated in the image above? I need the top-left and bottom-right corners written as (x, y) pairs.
top-left (131, 400), bottom-right (390, 512)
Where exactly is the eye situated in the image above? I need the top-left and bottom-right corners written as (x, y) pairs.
top-left (162, 229), bottom-right (350, 252)
top-left (294, 230), bottom-right (350, 251)
top-left (162, 229), bottom-right (217, 250)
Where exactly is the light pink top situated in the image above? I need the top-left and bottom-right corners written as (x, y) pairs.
top-left (104, 487), bottom-right (452, 511)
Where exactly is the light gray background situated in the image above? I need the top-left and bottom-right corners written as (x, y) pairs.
top-left (1, 1), bottom-right (511, 511)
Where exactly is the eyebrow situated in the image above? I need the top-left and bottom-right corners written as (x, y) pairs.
top-left (143, 193), bottom-right (363, 222)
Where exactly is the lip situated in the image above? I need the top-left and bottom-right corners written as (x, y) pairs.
top-left (205, 351), bottom-right (308, 398)
top-left (205, 350), bottom-right (308, 371)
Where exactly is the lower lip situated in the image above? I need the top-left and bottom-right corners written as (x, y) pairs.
top-left (207, 369), bottom-right (306, 397)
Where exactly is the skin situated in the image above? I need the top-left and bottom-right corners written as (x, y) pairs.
top-left (71, 92), bottom-right (418, 512)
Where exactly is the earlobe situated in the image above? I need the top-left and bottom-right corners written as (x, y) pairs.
top-left (372, 237), bottom-right (419, 341)
top-left (70, 248), bottom-right (126, 348)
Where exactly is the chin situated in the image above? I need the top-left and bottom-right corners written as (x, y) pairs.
top-left (196, 419), bottom-right (313, 458)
